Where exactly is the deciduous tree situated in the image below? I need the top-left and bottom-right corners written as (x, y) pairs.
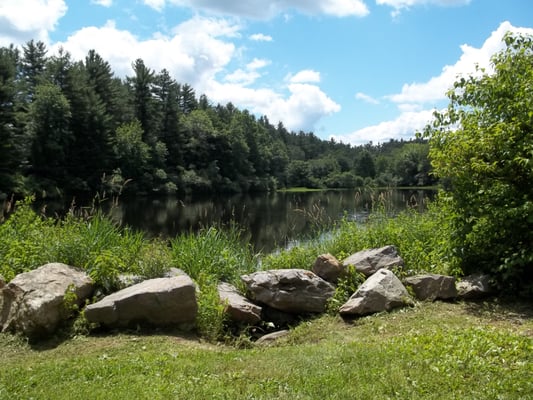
top-left (424, 32), bottom-right (533, 292)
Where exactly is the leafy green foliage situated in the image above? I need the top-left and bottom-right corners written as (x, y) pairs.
top-left (424, 32), bottom-right (533, 293)
top-left (326, 265), bottom-right (366, 314)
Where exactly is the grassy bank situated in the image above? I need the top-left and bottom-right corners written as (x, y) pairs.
top-left (1, 197), bottom-right (532, 398)
top-left (1, 301), bottom-right (531, 399)
top-left (2, 195), bottom-right (458, 340)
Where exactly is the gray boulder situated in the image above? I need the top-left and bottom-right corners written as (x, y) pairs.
top-left (312, 253), bottom-right (344, 284)
top-left (84, 275), bottom-right (197, 328)
top-left (218, 282), bottom-right (262, 324)
top-left (0, 263), bottom-right (93, 337)
top-left (343, 245), bottom-right (404, 277)
top-left (456, 273), bottom-right (493, 299)
top-left (162, 267), bottom-right (187, 278)
top-left (241, 269), bottom-right (335, 314)
top-left (404, 273), bottom-right (457, 301)
top-left (339, 269), bottom-right (412, 316)
top-left (255, 330), bottom-right (290, 345)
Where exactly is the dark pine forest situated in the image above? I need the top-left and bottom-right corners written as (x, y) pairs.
top-left (0, 40), bottom-right (436, 199)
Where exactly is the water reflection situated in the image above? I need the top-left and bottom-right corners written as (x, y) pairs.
top-left (107, 189), bottom-right (434, 253)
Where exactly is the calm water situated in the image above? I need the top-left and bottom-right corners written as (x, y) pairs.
top-left (102, 189), bottom-right (434, 252)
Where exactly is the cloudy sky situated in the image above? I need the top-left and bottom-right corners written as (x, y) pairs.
top-left (1, 1), bottom-right (532, 145)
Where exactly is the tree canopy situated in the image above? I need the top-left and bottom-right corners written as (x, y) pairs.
top-left (0, 40), bottom-right (433, 199)
top-left (424, 32), bottom-right (533, 293)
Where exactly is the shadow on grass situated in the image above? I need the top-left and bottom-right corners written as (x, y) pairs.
top-left (462, 297), bottom-right (533, 328)
top-left (28, 321), bottom-right (203, 352)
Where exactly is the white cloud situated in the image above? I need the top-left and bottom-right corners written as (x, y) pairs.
top-left (339, 21), bottom-right (533, 146)
top-left (287, 69), bottom-right (321, 84)
top-left (143, 0), bottom-right (166, 11)
top-left (377, 0), bottom-right (471, 17)
top-left (267, 84), bottom-right (341, 131)
top-left (206, 80), bottom-right (341, 132)
top-left (224, 58), bottom-right (270, 86)
top-left (247, 58), bottom-right (270, 70)
top-left (0, 0), bottom-right (67, 45)
top-left (333, 109), bottom-right (435, 145)
top-left (53, 17), bottom-right (236, 86)
top-left (52, 16), bottom-right (338, 133)
top-left (386, 21), bottom-right (533, 109)
top-left (145, 0), bottom-right (369, 18)
top-left (91, 0), bottom-right (113, 7)
top-left (355, 92), bottom-right (379, 104)
top-left (249, 33), bottom-right (273, 42)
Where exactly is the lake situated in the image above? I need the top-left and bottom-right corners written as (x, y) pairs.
top-left (98, 188), bottom-right (434, 253)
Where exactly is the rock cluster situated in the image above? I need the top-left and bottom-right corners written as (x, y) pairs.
top-left (0, 246), bottom-right (494, 341)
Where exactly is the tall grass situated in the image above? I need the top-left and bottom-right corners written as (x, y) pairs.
top-left (326, 198), bottom-right (459, 275)
top-left (169, 226), bottom-right (258, 340)
top-left (262, 195), bottom-right (458, 278)
top-left (170, 225), bottom-right (257, 285)
top-left (1, 193), bottom-right (459, 340)
top-left (0, 197), bottom-right (170, 290)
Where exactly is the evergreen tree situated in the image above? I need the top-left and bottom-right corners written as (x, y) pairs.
top-left (0, 46), bottom-right (25, 194)
top-left (21, 40), bottom-right (48, 102)
top-left (27, 83), bottom-right (72, 189)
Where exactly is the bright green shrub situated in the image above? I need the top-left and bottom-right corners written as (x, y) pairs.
top-left (424, 32), bottom-right (533, 293)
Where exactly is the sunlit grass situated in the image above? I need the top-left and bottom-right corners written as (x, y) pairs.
top-left (1, 301), bottom-right (531, 399)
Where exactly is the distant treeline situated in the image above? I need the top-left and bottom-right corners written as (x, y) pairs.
top-left (0, 40), bottom-right (436, 198)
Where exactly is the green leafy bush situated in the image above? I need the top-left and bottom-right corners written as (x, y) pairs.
top-left (424, 32), bottom-right (533, 293)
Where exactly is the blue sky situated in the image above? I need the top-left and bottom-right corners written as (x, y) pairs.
top-left (1, 1), bottom-right (532, 145)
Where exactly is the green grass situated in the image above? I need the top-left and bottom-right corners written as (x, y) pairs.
top-left (1, 301), bottom-right (531, 399)
top-left (1, 197), bottom-right (531, 398)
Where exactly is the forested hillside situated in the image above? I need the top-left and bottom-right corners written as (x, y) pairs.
top-left (0, 40), bottom-right (435, 198)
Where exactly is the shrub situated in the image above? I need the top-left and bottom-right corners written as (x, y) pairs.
top-left (424, 32), bottom-right (533, 293)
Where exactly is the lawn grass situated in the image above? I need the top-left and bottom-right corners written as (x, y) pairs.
top-left (1, 300), bottom-right (531, 400)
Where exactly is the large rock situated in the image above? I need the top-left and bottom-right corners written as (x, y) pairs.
top-left (312, 253), bottom-right (344, 284)
top-left (255, 330), bottom-right (290, 345)
top-left (241, 269), bottom-right (335, 314)
top-left (0, 263), bottom-right (93, 337)
top-left (456, 273), bottom-right (493, 299)
top-left (84, 275), bottom-right (197, 328)
top-left (339, 269), bottom-right (412, 316)
top-left (343, 245), bottom-right (404, 277)
top-left (404, 274), bottom-right (457, 301)
top-left (218, 282), bottom-right (262, 324)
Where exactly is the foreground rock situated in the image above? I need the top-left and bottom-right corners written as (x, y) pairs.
top-left (84, 275), bottom-right (197, 328)
top-left (312, 253), bottom-right (344, 284)
top-left (241, 269), bottom-right (335, 314)
top-left (0, 263), bottom-right (93, 337)
top-left (339, 269), bottom-right (412, 316)
top-left (343, 245), bottom-right (404, 277)
top-left (218, 282), bottom-right (262, 324)
top-left (456, 273), bottom-right (493, 299)
top-left (404, 274), bottom-right (457, 301)
top-left (255, 330), bottom-right (290, 345)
